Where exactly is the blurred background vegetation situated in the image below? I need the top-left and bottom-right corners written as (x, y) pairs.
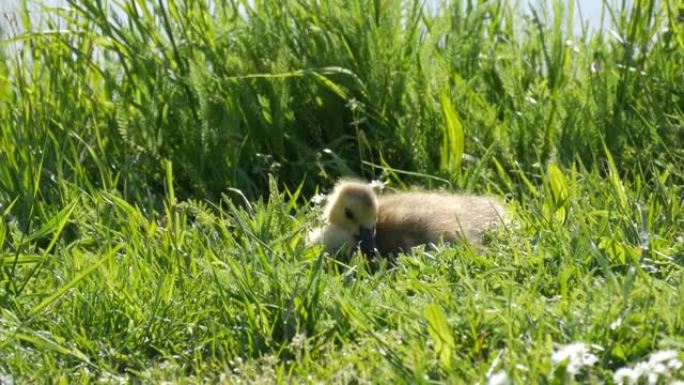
top-left (0, 0), bottom-right (682, 229)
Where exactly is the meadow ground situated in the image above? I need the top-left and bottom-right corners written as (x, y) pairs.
top-left (1, 0), bottom-right (683, 383)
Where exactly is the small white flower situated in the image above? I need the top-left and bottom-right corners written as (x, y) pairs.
top-left (551, 343), bottom-right (600, 376)
top-left (616, 349), bottom-right (683, 385)
top-left (633, 361), bottom-right (651, 377)
top-left (311, 193), bottom-right (327, 206)
top-left (346, 98), bottom-right (360, 112)
top-left (289, 333), bottom-right (307, 350)
top-left (649, 350), bottom-right (679, 365)
top-left (551, 343), bottom-right (585, 363)
top-left (487, 370), bottom-right (511, 385)
top-left (369, 179), bottom-right (387, 190)
top-left (652, 363), bottom-right (669, 377)
top-left (613, 367), bottom-right (639, 385)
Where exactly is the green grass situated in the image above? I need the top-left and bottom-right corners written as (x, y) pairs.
top-left (1, 0), bottom-right (684, 383)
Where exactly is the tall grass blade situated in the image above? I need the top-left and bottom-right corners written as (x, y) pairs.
top-left (423, 303), bottom-right (454, 371)
top-left (439, 91), bottom-right (464, 176)
top-left (602, 141), bottom-right (628, 211)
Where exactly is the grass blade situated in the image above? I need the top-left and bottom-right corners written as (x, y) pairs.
top-left (30, 244), bottom-right (123, 316)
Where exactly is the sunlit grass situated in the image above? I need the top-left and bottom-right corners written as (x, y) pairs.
top-left (1, 0), bottom-right (683, 383)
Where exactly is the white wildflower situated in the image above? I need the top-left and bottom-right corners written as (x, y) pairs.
top-left (551, 343), bottom-right (600, 376)
top-left (649, 350), bottom-right (680, 367)
top-left (369, 179), bottom-right (387, 191)
top-left (311, 193), bottom-right (327, 207)
top-left (487, 370), bottom-right (511, 385)
top-left (614, 350), bottom-right (683, 385)
top-left (289, 333), bottom-right (307, 351)
top-left (613, 367), bottom-right (639, 385)
top-left (346, 98), bottom-right (363, 112)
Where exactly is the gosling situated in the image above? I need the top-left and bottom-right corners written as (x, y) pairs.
top-left (307, 179), bottom-right (379, 256)
top-left (308, 179), bottom-right (506, 257)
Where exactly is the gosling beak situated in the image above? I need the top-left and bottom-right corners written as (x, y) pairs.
top-left (358, 226), bottom-right (377, 257)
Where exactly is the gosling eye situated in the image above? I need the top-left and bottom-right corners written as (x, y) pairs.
top-left (344, 208), bottom-right (355, 221)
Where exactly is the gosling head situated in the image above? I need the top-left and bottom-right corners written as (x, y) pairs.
top-left (323, 179), bottom-right (379, 256)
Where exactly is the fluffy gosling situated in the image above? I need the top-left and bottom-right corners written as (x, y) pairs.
top-left (308, 179), bottom-right (506, 257)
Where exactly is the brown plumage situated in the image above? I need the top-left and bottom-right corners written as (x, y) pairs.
top-left (308, 179), bottom-right (506, 257)
top-left (374, 191), bottom-right (505, 255)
